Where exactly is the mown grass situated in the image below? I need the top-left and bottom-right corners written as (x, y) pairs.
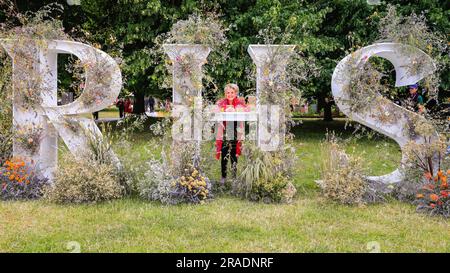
top-left (0, 118), bottom-right (448, 253)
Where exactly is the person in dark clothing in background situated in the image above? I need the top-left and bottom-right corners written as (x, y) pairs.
top-left (215, 83), bottom-right (246, 186)
top-left (149, 96), bottom-right (155, 113)
top-left (407, 83), bottom-right (424, 113)
top-left (116, 98), bottom-right (125, 118)
top-left (323, 96), bottom-right (334, 121)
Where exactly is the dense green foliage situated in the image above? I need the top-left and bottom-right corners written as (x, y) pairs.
top-left (2, 0), bottom-right (449, 103)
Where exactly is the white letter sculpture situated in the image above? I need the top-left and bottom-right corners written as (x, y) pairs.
top-left (163, 44), bottom-right (210, 168)
top-left (332, 43), bottom-right (437, 183)
top-left (1, 39), bottom-right (122, 180)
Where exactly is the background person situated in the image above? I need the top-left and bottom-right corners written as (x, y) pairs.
top-left (124, 97), bottom-right (133, 116)
top-left (116, 98), bottom-right (125, 118)
top-left (149, 96), bottom-right (155, 113)
top-left (407, 83), bottom-right (424, 112)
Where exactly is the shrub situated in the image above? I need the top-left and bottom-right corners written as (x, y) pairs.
top-left (138, 157), bottom-right (172, 203)
top-left (391, 179), bottom-right (426, 203)
top-left (397, 132), bottom-right (448, 203)
top-left (321, 159), bottom-right (367, 205)
top-left (86, 121), bottom-right (144, 195)
top-left (0, 128), bottom-right (12, 165)
top-left (0, 158), bottom-right (48, 200)
top-left (319, 136), bottom-right (368, 205)
top-left (0, 54), bottom-right (12, 164)
top-left (415, 170), bottom-right (450, 218)
top-left (44, 154), bottom-right (124, 204)
top-left (250, 173), bottom-right (296, 203)
top-left (138, 155), bottom-right (213, 205)
top-left (169, 167), bottom-right (212, 204)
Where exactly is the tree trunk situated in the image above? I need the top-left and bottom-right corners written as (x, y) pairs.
top-left (317, 95), bottom-right (325, 114)
top-left (133, 92), bottom-right (146, 114)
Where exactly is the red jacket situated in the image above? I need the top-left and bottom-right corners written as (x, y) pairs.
top-left (124, 100), bottom-right (132, 113)
top-left (215, 97), bottom-right (246, 159)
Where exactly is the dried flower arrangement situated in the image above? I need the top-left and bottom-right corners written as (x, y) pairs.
top-left (255, 25), bottom-right (319, 128)
top-left (318, 134), bottom-right (389, 205)
top-left (0, 2), bottom-right (70, 111)
top-left (339, 4), bottom-right (448, 130)
top-left (139, 142), bottom-right (214, 205)
top-left (234, 142), bottom-right (297, 203)
top-left (62, 117), bottom-right (81, 133)
top-left (151, 12), bottom-right (228, 98)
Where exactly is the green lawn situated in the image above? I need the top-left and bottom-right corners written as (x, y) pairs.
top-left (0, 119), bottom-right (448, 253)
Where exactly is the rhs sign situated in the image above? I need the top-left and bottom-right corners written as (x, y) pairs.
top-left (0, 39), bottom-right (438, 183)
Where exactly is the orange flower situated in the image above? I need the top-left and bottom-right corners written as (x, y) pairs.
top-left (429, 194), bottom-right (439, 202)
top-left (424, 172), bottom-right (432, 180)
top-left (447, 170), bottom-right (450, 175)
top-left (437, 170), bottom-right (444, 178)
top-left (441, 176), bottom-right (447, 184)
top-left (2, 158), bottom-right (33, 186)
top-left (416, 194), bottom-right (424, 199)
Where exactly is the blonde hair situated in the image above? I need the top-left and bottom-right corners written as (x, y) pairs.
top-left (224, 83), bottom-right (239, 94)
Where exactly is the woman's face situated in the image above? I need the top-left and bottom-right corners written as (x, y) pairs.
top-left (225, 87), bottom-right (237, 101)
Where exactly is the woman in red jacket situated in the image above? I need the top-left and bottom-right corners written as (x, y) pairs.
top-left (216, 83), bottom-right (246, 185)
